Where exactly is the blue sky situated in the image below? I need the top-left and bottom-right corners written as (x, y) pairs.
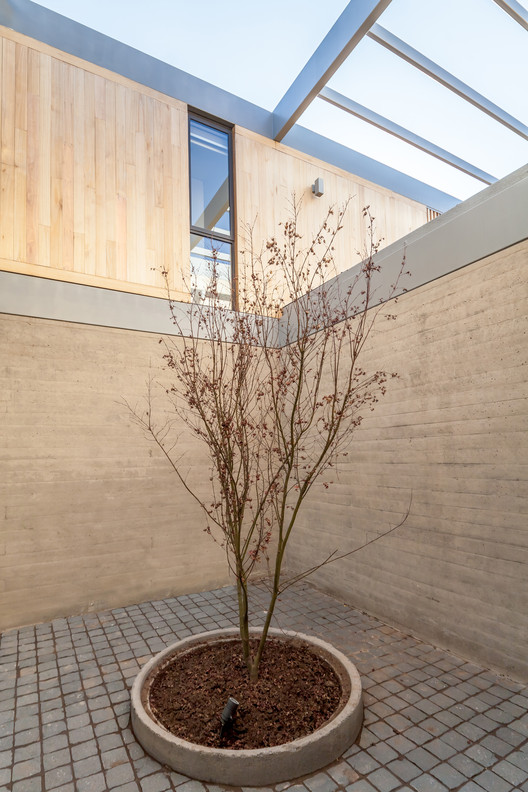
top-left (34, 0), bottom-right (528, 201)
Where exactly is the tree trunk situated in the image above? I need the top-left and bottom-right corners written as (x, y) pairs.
top-left (236, 574), bottom-right (251, 673)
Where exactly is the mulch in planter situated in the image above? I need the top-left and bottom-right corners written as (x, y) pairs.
top-left (148, 636), bottom-right (342, 749)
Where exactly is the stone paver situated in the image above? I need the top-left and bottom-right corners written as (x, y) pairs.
top-left (0, 583), bottom-right (527, 791)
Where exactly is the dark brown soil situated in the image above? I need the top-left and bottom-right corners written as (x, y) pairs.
top-left (148, 637), bottom-right (342, 749)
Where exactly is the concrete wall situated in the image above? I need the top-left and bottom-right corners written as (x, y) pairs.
top-left (0, 316), bottom-right (230, 629)
top-left (287, 238), bottom-right (528, 681)
top-left (2, 237), bottom-right (526, 682)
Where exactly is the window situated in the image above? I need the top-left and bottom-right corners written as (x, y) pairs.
top-left (189, 115), bottom-right (234, 307)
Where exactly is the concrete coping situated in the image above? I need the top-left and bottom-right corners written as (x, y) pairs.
top-left (1, 165), bottom-right (526, 341)
top-left (130, 628), bottom-right (363, 787)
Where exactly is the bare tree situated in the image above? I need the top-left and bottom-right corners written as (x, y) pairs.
top-left (127, 201), bottom-right (409, 682)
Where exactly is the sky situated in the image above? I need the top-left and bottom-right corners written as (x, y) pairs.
top-left (34, 0), bottom-right (528, 202)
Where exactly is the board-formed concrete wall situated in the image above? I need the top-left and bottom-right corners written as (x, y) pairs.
top-left (2, 237), bottom-right (526, 682)
top-left (0, 317), bottom-right (231, 630)
top-left (287, 238), bottom-right (528, 681)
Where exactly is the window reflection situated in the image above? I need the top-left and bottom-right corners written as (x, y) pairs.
top-left (190, 234), bottom-right (232, 308)
top-left (189, 116), bottom-right (234, 307)
top-left (190, 119), bottom-right (231, 237)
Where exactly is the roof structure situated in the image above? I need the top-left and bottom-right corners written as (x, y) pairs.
top-left (7, 0), bottom-right (528, 211)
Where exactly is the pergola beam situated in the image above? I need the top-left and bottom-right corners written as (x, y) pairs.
top-left (492, 0), bottom-right (528, 32)
top-left (272, 0), bottom-right (393, 141)
top-left (367, 24), bottom-right (528, 141)
top-left (319, 87), bottom-right (497, 184)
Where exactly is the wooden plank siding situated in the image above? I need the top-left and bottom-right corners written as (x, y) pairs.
top-left (234, 127), bottom-right (429, 280)
top-left (0, 25), bottom-right (190, 300)
top-left (0, 26), bottom-right (431, 303)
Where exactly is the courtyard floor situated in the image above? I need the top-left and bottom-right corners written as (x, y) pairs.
top-left (0, 583), bottom-right (527, 792)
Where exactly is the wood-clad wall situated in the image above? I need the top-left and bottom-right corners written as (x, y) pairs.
top-left (0, 26), bottom-right (431, 302)
top-left (0, 27), bottom-right (190, 300)
top-left (234, 128), bottom-right (429, 278)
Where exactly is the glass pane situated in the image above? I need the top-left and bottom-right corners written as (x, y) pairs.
top-left (35, 1), bottom-right (350, 110)
top-left (300, 98), bottom-right (486, 201)
top-left (190, 235), bottom-right (232, 307)
top-left (378, 0), bottom-right (528, 122)
top-left (190, 119), bottom-right (231, 236)
top-left (324, 38), bottom-right (528, 186)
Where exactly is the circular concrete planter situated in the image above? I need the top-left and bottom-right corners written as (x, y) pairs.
top-left (131, 628), bottom-right (363, 787)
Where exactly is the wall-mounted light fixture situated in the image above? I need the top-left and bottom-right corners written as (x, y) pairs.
top-left (312, 177), bottom-right (324, 197)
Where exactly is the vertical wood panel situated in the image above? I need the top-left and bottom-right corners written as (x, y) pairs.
top-left (0, 38), bottom-right (3, 161)
top-left (234, 128), bottom-right (429, 279)
top-left (72, 66), bottom-right (85, 265)
top-left (0, 162), bottom-right (15, 260)
top-left (83, 71), bottom-right (96, 275)
top-left (13, 44), bottom-right (27, 263)
top-left (171, 104), bottom-right (189, 293)
top-left (0, 39), bottom-right (15, 260)
top-left (50, 59), bottom-right (63, 269)
top-left (26, 48), bottom-right (40, 265)
top-left (115, 84), bottom-right (127, 283)
top-left (1, 38), bottom-right (15, 166)
top-left (104, 80), bottom-right (116, 280)
top-left (37, 52), bottom-right (51, 269)
top-left (144, 95), bottom-right (154, 252)
top-left (14, 128), bottom-right (27, 261)
top-left (126, 161), bottom-right (137, 283)
top-left (0, 29), bottom-right (189, 297)
top-left (125, 88), bottom-right (137, 282)
top-left (94, 76), bottom-right (106, 277)
top-left (161, 109), bottom-right (173, 289)
top-left (14, 43), bottom-right (27, 132)
top-left (1, 27), bottom-right (428, 302)
top-left (134, 121), bottom-right (146, 284)
top-left (61, 62), bottom-right (74, 270)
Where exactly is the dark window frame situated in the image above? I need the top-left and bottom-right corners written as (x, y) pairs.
top-left (188, 111), bottom-right (236, 308)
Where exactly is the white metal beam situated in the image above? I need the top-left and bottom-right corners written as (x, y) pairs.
top-left (272, 0), bottom-right (393, 141)
top-left (319, 87), bottom-right (497, 184)
top-left (367, 24), bottom-right (528, 141)
top-left (492, 0), bottom-right (528, 32)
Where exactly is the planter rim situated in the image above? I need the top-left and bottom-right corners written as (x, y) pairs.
top-left (131, 627), bottom-right (363, 785)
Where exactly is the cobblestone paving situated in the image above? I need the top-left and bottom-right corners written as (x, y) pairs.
top-left (1, 584), bottom-right (527, 792)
